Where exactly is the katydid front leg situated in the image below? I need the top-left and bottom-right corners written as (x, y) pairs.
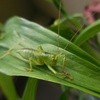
top-left (28, 57), bottom-right (44, 72)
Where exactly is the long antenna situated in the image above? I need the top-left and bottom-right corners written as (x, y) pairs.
top-left (60, 19), bottom-right (97, 55)
top-left (63, 12), bottom-right (98, 50)
top-left (63, 25), bottom-right (83, 50)
top-left (57, 0), bottom-right (62, 52)
top-left (58, 25), bottom-right (84, 55)
top-left (57, 0), bottom-right (83, 55)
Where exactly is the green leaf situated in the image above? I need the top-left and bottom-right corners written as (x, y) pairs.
top-left (0, 73), bottom-right (19, 100)
top-left (74, 20), bottom-right (100, 46)
top-left (22, 78), bottom-right (38, 100)
top-left (60, 85), bottom-right (70, 100)
top-left (0, 17), bottom-right (100, 97)
top-left (59, 91), bottom-right (68, 100)
top-left (81, 43), bottom-right (100, 62)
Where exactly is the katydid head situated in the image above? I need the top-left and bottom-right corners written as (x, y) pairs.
top-left (51, 53), bottom-right (64, 66)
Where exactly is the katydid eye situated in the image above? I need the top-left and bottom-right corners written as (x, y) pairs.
top-left (52, 58), bottom-right (54, 61)
top-left (52, 57), bottom-right (56, 61)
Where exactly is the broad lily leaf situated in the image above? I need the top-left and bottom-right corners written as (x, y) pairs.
top-left (0, 17), bottom-right (100, 97)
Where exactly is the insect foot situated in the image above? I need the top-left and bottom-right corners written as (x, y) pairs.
top-left (55, 72), bottom-right (73, 80)
top-left (64, 72), bottom-right (73, 80)
top-left (26, 68), bottom-right (33, 72)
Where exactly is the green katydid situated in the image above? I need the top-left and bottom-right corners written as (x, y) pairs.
top-left (0, 41), bottom-right (73, 80)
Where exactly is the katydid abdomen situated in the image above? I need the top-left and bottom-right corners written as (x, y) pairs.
top-left (17, 48), bottom-right (58, 67)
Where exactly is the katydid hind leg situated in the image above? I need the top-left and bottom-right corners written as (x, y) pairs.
top-left (0, 41), bottom-right (21, 60)
top-left (46, 64), bottom-right (73, 80)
